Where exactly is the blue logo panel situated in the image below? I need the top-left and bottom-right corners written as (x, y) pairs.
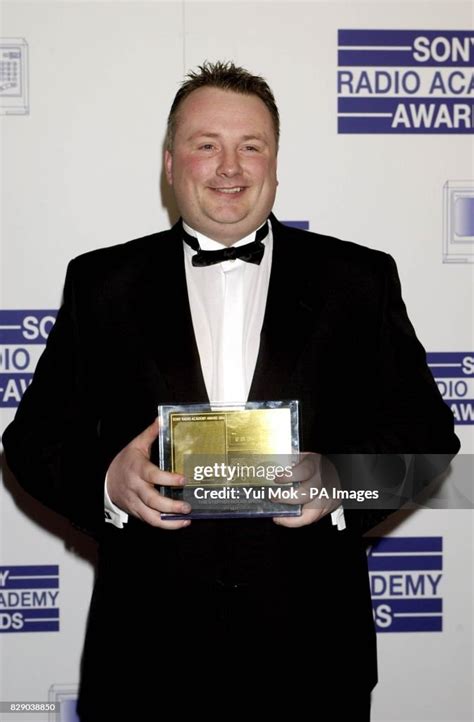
top-left (368, 537), bottom-right (443, 633)
top-left (0, 565), bottom-right (60, 633)
top-left (0, 310), bottom-right (57, 344)
top-left (338, 30), bottom-right (474, 67)
top-left (338, 29), bottom-right (474, 134)
top-left (283, 220), bottom-right (310, 230)
top-left (0, 310), bottom-right (57, 408)
top-left (428, 352), bottom-right (474, 425)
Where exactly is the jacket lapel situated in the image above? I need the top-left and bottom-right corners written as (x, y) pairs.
top-left (137, 220), bottom-right (209, 404)
top-left (249, 215), bottom-right (323, 401)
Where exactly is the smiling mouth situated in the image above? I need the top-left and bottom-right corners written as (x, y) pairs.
top-left (210, 187), bottom-right (246, 195)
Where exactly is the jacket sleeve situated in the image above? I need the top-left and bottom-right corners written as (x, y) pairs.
top-left (2, 259), bottom-right (109, 539)
top-left (330, 253), bottom-right (460, 535)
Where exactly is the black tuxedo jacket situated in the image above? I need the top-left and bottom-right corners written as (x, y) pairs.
top-left (2, 215), bottom-right (459, 710)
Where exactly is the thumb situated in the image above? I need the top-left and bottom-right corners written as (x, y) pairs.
top-left (133, 418), bottom-right (159, 455)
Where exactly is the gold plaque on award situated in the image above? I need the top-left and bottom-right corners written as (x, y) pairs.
top-left (158, 401), bottom-right (300, 519)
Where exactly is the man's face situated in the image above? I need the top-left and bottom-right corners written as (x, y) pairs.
top-left (165, 87), bottom-right (278, 245)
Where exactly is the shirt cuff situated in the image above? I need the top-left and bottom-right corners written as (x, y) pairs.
top-left (104, 474), bottom-right (129, 529)
top-left (330, 505), bottom-right (346, 531)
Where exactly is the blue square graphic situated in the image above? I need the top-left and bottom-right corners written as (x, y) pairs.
top-left (443, 180), bottom-right (474, 263)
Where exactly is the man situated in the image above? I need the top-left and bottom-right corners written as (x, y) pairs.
top-left (2, 62), bottom-right (459, 720)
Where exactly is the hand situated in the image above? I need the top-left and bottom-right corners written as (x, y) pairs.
top-left (273, 453), bottom-right (341, 528)
top-left (106, 419), bottom-right (191, 530)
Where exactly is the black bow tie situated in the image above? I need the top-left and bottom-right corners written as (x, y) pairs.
top-left (182, 221), bottom-right (268, 267)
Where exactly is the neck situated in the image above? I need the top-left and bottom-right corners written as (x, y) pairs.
top-left (182, 218), bottom-right (269, 247)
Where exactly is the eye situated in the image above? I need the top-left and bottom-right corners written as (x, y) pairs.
top-left (199, 143), bottom-right (215, 151)
top-left (243, 145), bottom-right (259, 152)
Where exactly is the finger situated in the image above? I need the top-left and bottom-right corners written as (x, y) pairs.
top-left (286, 453), bottom-right (320, 483)
top-left (268, 479), bottom-right (313, 506)
top-left (274, 507), bottom-right (327, 528)
top-left (134, 500), bottom-right (191, 530)
top-left (140, 460), bottom-right (186, 488)
top-left (138, 485), bottom-right (192, 516)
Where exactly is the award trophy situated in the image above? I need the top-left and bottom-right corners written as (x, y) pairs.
top-left (158, 400), bottom-right (301, 519)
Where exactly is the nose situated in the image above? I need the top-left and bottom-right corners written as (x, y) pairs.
top-left (216, 148), bottom-right (242, 177)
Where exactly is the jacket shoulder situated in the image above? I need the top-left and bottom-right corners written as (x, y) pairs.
top-left (272, 217), bottom-right (393, 272)
top-left (68, 228), bottom-right (174, 277)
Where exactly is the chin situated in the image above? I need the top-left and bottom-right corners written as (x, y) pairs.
top-left (207, 213), bottom-right (249, 227)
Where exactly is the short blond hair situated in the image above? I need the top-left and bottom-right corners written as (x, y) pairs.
top-left (166, 60), bottom-right (280, 151)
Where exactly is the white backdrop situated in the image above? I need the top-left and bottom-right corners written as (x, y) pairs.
top-left (1, 2), bottom-right (473, 720)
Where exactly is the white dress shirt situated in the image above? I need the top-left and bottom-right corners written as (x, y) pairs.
top-left (182, 219), bottom-right (272, 403)
top-left (105, 219), bottom-right (345, 530)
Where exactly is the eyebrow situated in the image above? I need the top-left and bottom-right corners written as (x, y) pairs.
top-left (187, 131), bottom-right (268, 144)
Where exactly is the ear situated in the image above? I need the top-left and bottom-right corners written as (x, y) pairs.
top-left (164, 150), bottom-right (173, 185)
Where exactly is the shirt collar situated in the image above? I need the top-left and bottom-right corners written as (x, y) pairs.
top-left (182, 219), bottom-right (270, 253)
